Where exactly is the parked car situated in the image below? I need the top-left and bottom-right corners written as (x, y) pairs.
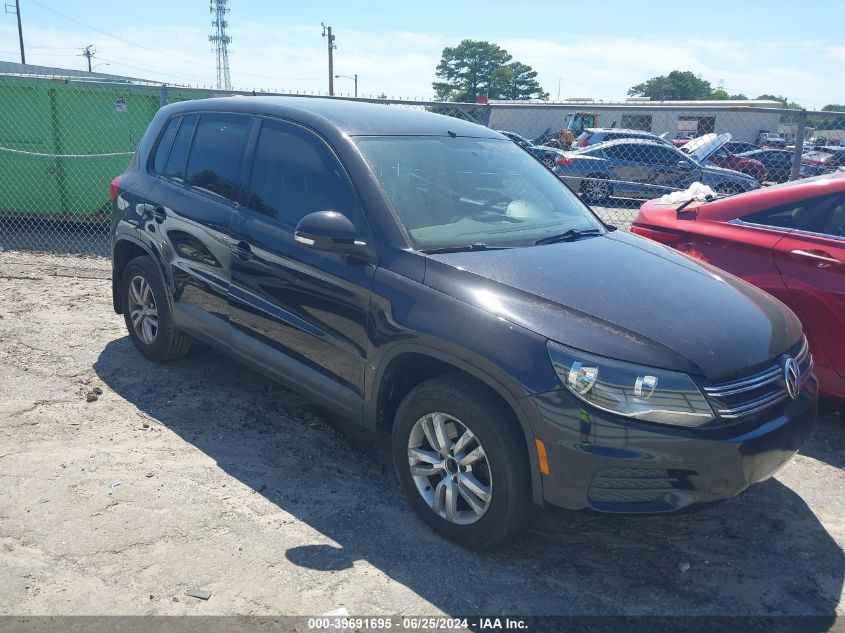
top-left (723, 141), bottom-right (759, 155)
top-left (702, 148), bottom-right (768, 183)
top-left (498, 129), bottom-right (565, 169)
top-left (673, 138), bottom-right (768, 183)
top-left (632, 172), bottom-right (844, 400)
top-left (803, 148), bottom-right (845, 172)
top-left (110, 97), bottom-right (816, 548)
top-left (736, 148), bottom-right (826, 183)
top-left (757, 132), bottom-right (788, 148)
top-left (673, 133), bottom-right (767, 182)
top-left (572, 127), bottom-right (674, 148)
top-left (553, 137), bottom-right (760, 203)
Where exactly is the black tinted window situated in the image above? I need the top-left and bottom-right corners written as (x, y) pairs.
top-left (603, 144), bottom-right (637, 161)
top-left (650, 146), bottom-right (681, 165)
top-left (805, 195), bottom-right (845, 238)
top-left (743, 196), bottom-right (833, 230)
top-left (822, 203), bottom-right (845, 238)
top-left (185, 114), bottom-right (250, 201)
top-left (164, 115), bottom-right (198, 181)
top-left (152, 117), bottom-right (181, 175)
top-left (246, 119), bottom-right (355, 226)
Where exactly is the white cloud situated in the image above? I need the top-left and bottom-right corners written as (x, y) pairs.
top-left (0, 23), bottom-right (839, 108)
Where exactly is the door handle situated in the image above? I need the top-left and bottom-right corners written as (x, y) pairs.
top-left (234, 240), bottom-right (253, 261)
top-left (789, 249), bottom-right (841, 267)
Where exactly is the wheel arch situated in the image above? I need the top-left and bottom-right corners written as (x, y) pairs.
top-left (370, 345), bottom-right (544, 505)
top-left (112, 236), bottom-right (165, 314)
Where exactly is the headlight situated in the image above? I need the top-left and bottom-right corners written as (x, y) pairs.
top-left (547, 342), bottom-right (713, 427)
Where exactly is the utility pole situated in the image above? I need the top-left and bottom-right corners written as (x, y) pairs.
top-left (4, 0), bottom-right (25, 64)
top-left (209, 0), bottom-right (233, 90)
top-left (82, 44), bottom-right (95, 72)
top-left (322, 23), bottom-right (336, 96)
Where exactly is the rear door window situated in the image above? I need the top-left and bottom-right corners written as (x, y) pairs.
top-left (184, 114), bottom-right (251, 202)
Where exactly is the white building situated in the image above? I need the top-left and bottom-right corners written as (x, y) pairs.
top-left (487, 98), bottom-right (784, 144)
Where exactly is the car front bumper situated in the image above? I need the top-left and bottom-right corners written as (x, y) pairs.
top-left (524, 374), bottom-right (818, 513)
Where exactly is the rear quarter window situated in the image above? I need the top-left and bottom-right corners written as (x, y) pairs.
top-left (152, 117), bottom-right (181, 175)
top-left (163, 115), bottom-right (198, 181)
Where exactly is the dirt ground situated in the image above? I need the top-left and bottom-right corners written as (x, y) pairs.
top-left (0, 250), bottom-right (843, 618)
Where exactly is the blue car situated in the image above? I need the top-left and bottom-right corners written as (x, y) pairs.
top-left (553, 136), bottom-right (760, 203)
top-left (498, 130), bottom-right (565, 170)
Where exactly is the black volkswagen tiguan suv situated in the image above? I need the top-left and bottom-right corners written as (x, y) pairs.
top-left (110, 97), bottom-right (817, 549)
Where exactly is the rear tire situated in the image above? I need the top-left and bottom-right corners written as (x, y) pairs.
top-left (392, 375), bottom-right (533, 550)
top-left (122, 255), bottom-right (192, 362)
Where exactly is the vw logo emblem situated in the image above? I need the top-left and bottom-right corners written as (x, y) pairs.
top-left (783, 357), bottom-right (801, 400)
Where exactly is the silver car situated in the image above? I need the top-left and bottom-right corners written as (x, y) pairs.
top-left (553, 137), bottom-right (760, 203)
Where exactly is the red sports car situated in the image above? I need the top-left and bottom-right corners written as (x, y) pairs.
top-left (631, 173), bottom-right (845, 400)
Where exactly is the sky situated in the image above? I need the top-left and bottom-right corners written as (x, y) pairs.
top-left (1, 0), bottom-right (843, 109)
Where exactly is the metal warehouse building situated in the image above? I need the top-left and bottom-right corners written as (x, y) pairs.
top-left (487, 98), bottom-right (784, 144)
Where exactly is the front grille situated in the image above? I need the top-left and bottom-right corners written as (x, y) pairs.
top-left (703, 338), bottom-right (812, 420)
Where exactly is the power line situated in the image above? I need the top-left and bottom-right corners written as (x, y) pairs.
top-left (94, 55), bottom-right (215, 84)
top-left (25, 0), bottom-right (319, 84)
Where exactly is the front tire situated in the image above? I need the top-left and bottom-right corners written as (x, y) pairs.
top-left (392, 375), bottom-right (533, 549)
top-left (716, 182), bottom-right (743, 196)
top-left (122, 255), bottom-right (192, 362)
top-left (580, 176), bottom-right (611, 203)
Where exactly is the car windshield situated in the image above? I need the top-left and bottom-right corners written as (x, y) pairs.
top-left (354, 136), bottom-right (603, 249)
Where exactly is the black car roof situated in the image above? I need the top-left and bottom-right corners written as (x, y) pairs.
top-left (160, 96), bottom-right (502, 138)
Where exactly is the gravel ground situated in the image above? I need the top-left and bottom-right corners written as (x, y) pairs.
top-left (0, 250), bottom-right (843, 618)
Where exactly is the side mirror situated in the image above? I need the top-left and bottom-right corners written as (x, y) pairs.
top-left (677, 160), bottom-right (693, 170)
top-left (294, 210), bottom-right (366, 253)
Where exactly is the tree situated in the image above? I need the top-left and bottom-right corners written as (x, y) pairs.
top-left (491, 62), bottom-right (549, 101)
top-left (816, 104), bottom-right (845, 131)
top-left (433, 40), bottom-right (547, 102)
top-left (627, 71), bottom-right (713, 100)
top-left (711, 90), bottom-right (747, 100)
top-left (755, 94), bottom-right (803, 109)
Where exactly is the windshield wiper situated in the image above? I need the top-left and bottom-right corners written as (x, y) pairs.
top-left (420, 242), bottom-right (513, 254)
top-left (534, 228), bottom-right (603, 245)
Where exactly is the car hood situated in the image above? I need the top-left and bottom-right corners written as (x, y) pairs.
top-left (701, 162), bottom-right (757, 181)
top-left (423, 231), bottom-right (801, 380)
top-left (685, 132), bottom-right (733, 162)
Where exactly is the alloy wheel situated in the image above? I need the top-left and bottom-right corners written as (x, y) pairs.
top-left (583, 179), bottom-right (608, 202)
top-left (128, 275), bottom-right (158, 345)
top-left (407, 412), bottom-right (493, 525)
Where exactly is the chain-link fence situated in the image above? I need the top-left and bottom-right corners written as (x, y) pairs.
top-left (488, 101), bottom-right (845, 228)
top-left (1, 72), bottom-right (843, 273)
